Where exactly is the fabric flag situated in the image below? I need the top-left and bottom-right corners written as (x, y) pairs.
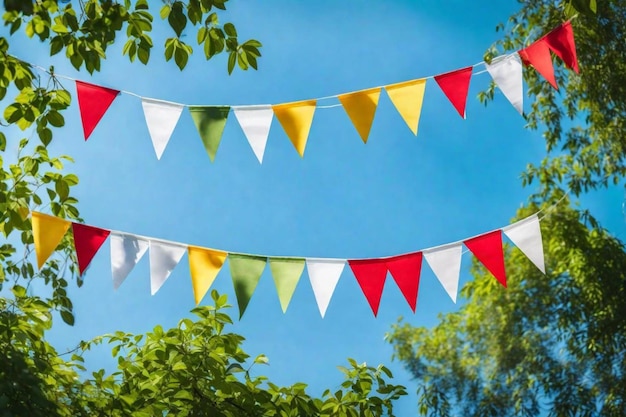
top-left (141, 98), bottom-right (184, 160)
top-left (464, 230), bottom-right (507, 287)
top-left (110, 232), bottom-right (149, 290)
top-left (519, 38), bottom-right (558, 89)
top-left (306, 258), bottom-right (345, 318)
top-left (233, 105), bottom-right (274, 163)
top-left (338, 87), bottom-right (382, 143)
top-left (149, 240), bottom-right (186, 295)
top-left (75, 81), bottom-right (119, 140)
top-left (31, 212), bottom-right (71, 269)
top-left (71, 223), bottom-right (110, 275)
top-left (228, 254), bottom-right (267, 318)
top-left (269, 257), bottom-right (305, 313)
top-left (434, 66), bottom-right (473, 119)
top-left (386, 252), bottom-right (423, 312)
top-left (423, 242), bottom-right (462, 302)
top-left (384, 79), bottom-right (427, 135)
top-left (502, 214), bottom-right (545, 273)
top-left (486, 54), bottom-right (524, 115)
top-left (188, 246), bottom-right (227, 305)
top-left (188, 106), bottom-right (231, 162)
top-left (545, 21), bottom-right (579, 73)
top-left (348, 258), bottom-right (388, 316)
top-left (272, 100), bottom-right (317, 157)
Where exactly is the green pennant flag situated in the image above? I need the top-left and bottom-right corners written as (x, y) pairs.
top-left (189, 106), bottom-right (230, 162)
top-left (228, 253), bottom-right (266, 318)
top-left (269, 257), bottom-right (305, 313)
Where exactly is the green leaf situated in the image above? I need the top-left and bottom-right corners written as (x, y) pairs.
top-left (227, 52), bottom-right (236, 74)
top-left (254, 354), bottom-right (269, 365)
top-left (46, 110), bottom-right (65, 127)
top-left (60, 309), bottom-right (75, 326)
top-left (224, 23), bottom-right (237, 37)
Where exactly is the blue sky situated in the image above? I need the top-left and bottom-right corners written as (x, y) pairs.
top-left (6, 0), bottom-right (625, 414)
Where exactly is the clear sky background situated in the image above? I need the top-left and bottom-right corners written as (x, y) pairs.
top-left (5, 0), bottom-right (625, 414)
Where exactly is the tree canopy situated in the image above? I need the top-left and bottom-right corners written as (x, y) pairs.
top-left (388, 1), bottom-right (626, 416)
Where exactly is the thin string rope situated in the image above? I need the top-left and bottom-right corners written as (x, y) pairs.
top-left (21, 54), bottom-right (505, 110)
top-left (49, 190), bottom-right (570, 262)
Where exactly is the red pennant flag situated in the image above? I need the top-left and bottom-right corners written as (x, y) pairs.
top-left (434, 66), bottom-right (473, 119)
top-left (72, 223), bottom-right (110, 275)
top-left (464, 230), bottom-right (507, 287)
top-left (348, 259), bottom-right (388, 316)
top-left (545, 21), bottom-right (579, 73)
top-left (76, 81), bottom-right (119, 140)
top-left (386, 252), bottom-right (422, 312)
top-left (519, 39), bottom-right (558, 89)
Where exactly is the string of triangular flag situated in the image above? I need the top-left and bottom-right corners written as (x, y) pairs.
top-left (26, 21), bottom-right (578, 164)
top-left (31, 209), bottom-right (546, 319)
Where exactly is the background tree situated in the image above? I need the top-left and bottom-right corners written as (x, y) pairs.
top-left (387, 1), bottom-right (626, 416)
top-left (0, 1), bottom-right (407, 415)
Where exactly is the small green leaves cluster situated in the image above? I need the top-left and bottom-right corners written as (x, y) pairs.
top-left (70, 291), bottom-right (407, 416)
top-left (3, 0), bottom-right (262, 73)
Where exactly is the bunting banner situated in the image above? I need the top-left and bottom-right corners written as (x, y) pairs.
top-left (75, 80), bottom-right (119, 140)
top-left (30, 210), bottom-right (547, 318)
top-left (486, 54), bottom-right (524, 115)
top-left (110, 232), bottom-right (149, 290)
top-left (18, 22), bottom-right (576, 163)
top-left (141, 98), bottom-right (185, 160)
top-left (384, 79), bottom-right (427, 136)
top-left (338, 88), bottom-right (382, 143)
top-left (272, 100), bottom-right (317, 157)
top-left (189, 106), bottom-right (231, 162)
top-left (232, 105), bottom-right (274, 163)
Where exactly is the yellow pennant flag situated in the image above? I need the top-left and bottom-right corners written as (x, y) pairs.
top-left (31, 211), bottom-right (71, 269)
top-left (188, 246), bottom-right (228, 305)
top-left (272, 100), bottom-right (317, 157)
top-left (338, 87), bottom-right (382, 143)
top-left (384, 79), bottom-right (426, 136)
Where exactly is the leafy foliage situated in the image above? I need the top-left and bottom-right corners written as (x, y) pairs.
top-left (3, 0), bottom-right (262, 72)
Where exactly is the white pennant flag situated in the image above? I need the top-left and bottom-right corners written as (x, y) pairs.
top-left (423, 242), bottom-right (462, 303)
top-left (233, 105), bottom-right (273, 163)
top-left (306, 258), bottom-right (345, 318)
top-left (110, 232), bottom-right (149, 290)
top-left (141, 98), bottom-right (184, 160)
top-left (149, 240), bottom-right (187, 295)
top-left (485, 53), bottom-right (523, 115)
top-left (502, 214), bottom-right (545, 273)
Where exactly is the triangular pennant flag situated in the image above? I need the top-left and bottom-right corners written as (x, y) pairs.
top-left (338, 87), bottom-right (382, 143)
top-left (75, 81), bottom-right (119, 140)
top-left (272, 100), bottom-right (316, 157)
top-left (519, 38), bottom-right (558, 89)
top-left (348, 259), bottom-right (388, 316)
top-left (502, 214), bottom-right (545, 274)
top-left (149, 240), bottom-right (186, 295)
top-left (486, 54), bottom-right (524, 115)
top-left (306, 258), bottom-right (345, 318)
top-left (464, 230), bottom-right (507, 287)
top-left (31, 212), bottom-right (71, 269)
top-left (434, 66), bottom-right (473, 118)
top-left (110, 232), bottom-right (149, 290)
top-left (141, 98), bottom-right (184, 160)
top-left (423, 243), bottom-right (462, 303)
top-left (545, 21), bottom-right (579, 73)
top-left (188, 246), bottom-right (227, 305)
top-left (188, 106), bottom-right (231, 162)
top-left (386, 252), bottom-right (423, 312)
top-left (233, 105), bottom-right (273, 163)
top-left (384, 79), bottom-right (427, 135)
top-left (71, 223), bottom-right (110, 275)
top-left (269, 257), bottom-right (305, 313)
top-left (228, 254), bottom-right (267, 318)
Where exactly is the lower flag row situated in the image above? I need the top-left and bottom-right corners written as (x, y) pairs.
top-left (31, 211), bottom-right (545, 319)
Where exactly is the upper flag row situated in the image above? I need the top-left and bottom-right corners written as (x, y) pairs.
top-left (68, 21), bottom-right (579, 163)
top-left (32, 211), bottom-right (545, 319)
